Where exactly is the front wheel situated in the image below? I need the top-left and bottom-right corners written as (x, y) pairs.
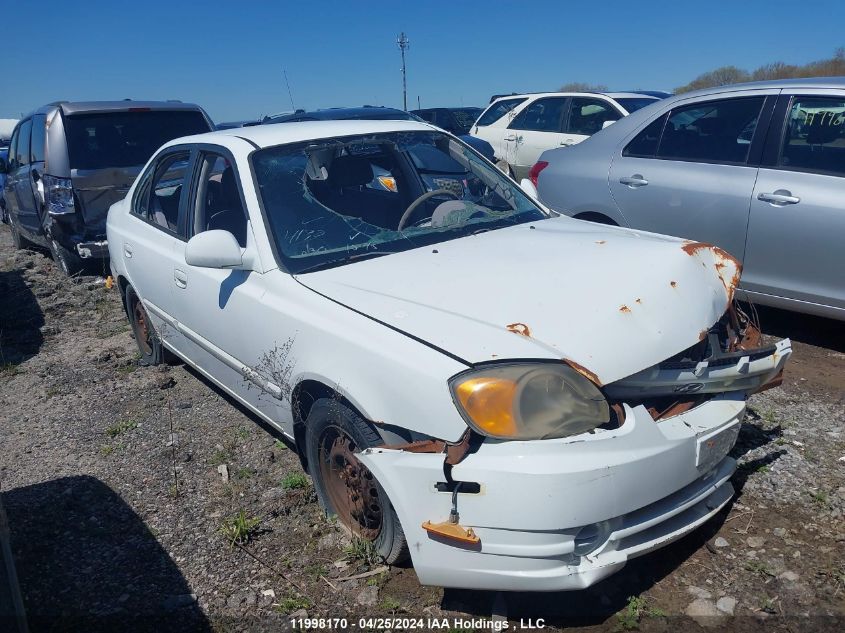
top-left (305, 399), bottom-right (408, 564)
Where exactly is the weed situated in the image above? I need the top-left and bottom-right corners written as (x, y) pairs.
top-left (235, 467), bottom-right (255, 480)
top-left (756, 465), bottom-right (769, 474)
top-left (344, 537), bottom-right (382, 566)
top-left (281, 472), bottom-right (309, 490)
top-left (105, 419), bottom-right (137, 438)
top-left (615, 595), bottom-right (665, 631)
top-left (809, 490), bottom-right (829, 507)
top-left (380, 596), bottom-right (401, 612)
top-left (274, 439), bottom-right (288, 451)
top-left (220, 510), bottom-right (260, 547)
top-left (100, 444), bottom-right (115, 456)
top-left (209, 448), bottom-right (232, 466)
top-left (760, 596), bottom-right (778, 614)
top-left (305, 563), bottom-right (327, 580)
top-left (761, 409), bottom-right (779, 426)
top-left (276, 594), bottom-right (311, 614)
top-left (775, 438), bottom-right (787, 446)
top-left (45, 386), bottom-right (60, 399)
top-left (744, 560), bottom-right (776, 578)
top-left (0, 363), bottom-right (21, 377)
top-left (117, 363), bottom-right (137, 375)
top-left (235, 425), bottom-right (250, 440)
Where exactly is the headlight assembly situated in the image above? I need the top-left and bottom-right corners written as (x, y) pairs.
top-left (449, 363), bottom-right (610, 440)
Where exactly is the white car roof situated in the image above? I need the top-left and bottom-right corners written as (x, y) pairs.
top-left (492, 91), bottom-right (656, 102)
top-left (166, 119), bottom-right (436, 151)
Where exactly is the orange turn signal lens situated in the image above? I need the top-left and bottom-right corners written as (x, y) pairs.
top-left (377, 175), bottom-right (398, 192)
top-left (454, 376), bottom-right (518, 437)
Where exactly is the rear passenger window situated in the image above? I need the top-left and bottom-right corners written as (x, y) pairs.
top-left (476, 98), bottom-right (527, 127)
top-left (16, 120), bottom-right (31, 167)
top-left (565, 98), bottom-right (621, 136)
top-left (780, 97), bottom-right (845, 176)
top-left (30, 115), bottom-right (46, 163)
top-left (657, 97), bottom-right (765, 164)
top-left (192, 153), bottom-right (248, 247)
top-left (623, 114), bottom-right (668, 158)
top-left (509, 97), bottom-right (568, 132)
top-left (133, 151), bottom-right (191, 236)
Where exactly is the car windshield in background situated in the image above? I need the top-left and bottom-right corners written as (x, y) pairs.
top-left (615, 97), bottom-right (659, 113)
top-left (450, 108), bottom-right (483, 131)
top-left (65, 111), bottom-right (209, 170)
top-left (252, 131), bottom-right (547, 273)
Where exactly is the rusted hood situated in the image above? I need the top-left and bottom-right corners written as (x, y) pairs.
top-left (296, 217), bottom-right (741, 385)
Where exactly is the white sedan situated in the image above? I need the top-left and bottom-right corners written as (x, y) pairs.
top-left (107, 120), bottom-right (790, 591)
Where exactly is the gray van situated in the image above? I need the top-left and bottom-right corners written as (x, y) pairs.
top-left (0, 101), bottom-right (213, 275)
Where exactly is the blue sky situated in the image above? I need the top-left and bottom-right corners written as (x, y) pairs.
top-left (2, 0), bottom-right (843, 123)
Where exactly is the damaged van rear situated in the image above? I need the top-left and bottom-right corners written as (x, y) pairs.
top-left (107, 121), bottom-right (791, 591)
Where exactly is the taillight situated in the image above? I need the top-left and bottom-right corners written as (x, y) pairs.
top-left (529, 161), bottom-right (549, 188)
top-left (43, 175), bottom-right (76, 216)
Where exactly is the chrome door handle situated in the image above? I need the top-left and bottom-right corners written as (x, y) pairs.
top-left (123, 244), bottom-right (133, 258)
top-left (619, 175), bottom-right (648, 188)
top-left (757, 191), bottom-right (800, 205)
top-left (174, 269), bottom-right (187, 289)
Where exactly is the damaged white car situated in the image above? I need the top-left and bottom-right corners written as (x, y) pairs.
top-left (107, 120), bottom-right (791, 591)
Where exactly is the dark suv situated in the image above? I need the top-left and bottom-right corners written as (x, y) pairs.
top-left (0, 101), bottom-right (213, 275)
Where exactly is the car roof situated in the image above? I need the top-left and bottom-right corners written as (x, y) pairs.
top-left (27, 100), bottom-right (205, 117)
top-left (489, 91), bottom-right (658, 104)
top-left (266, 106), bottom-right (414, 123)
top-left (178, 119), bottom-right (436, 150)
top-left (667, 76), bottom-right (845, 100)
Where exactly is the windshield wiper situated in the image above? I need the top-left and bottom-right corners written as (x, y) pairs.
top-left (293, 250), bottom-right (394, 275)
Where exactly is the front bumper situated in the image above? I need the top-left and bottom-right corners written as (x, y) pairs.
top-left (74, 239), bottom-right (109, 259)
top-left (359, 393), bottom-right (745, 591)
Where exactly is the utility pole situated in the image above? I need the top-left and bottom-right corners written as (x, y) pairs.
top-left (397, 32), bottom-right (409, 111)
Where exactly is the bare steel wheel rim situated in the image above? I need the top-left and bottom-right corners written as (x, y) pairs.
top-left (132, 299), bottom-right (153, 356)
top-left (317, 425), bottom-right (383, 540)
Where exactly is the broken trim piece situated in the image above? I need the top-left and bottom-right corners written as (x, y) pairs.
top-left (377, 428), bottom-right (475, 466)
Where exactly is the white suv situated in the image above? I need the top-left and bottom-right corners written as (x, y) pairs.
top-left (471, 92), bottom-right (660, 179)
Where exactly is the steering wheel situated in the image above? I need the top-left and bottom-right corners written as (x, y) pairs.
top-left (397, 189), bottom-right (458, 231)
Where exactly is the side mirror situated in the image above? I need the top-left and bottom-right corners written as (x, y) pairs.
top-left (185, 230), bottom-right (244, 269)
top-left (602, 120), bottom-right (615, 130)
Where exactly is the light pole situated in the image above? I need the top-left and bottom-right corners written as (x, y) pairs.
top-left (397, 32), bottom-right (409, 111)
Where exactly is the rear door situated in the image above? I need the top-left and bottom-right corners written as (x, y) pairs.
top-left (506, 96), bottom-right (569, 179)
top-left (121, 148), bottom-right (195, 343)
top-left (608, 92), bottom-right (777, 261)
top-left (743, 91), bottom-right (845, 312)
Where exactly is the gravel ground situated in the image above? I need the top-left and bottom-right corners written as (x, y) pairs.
top-left (0, 223), bottom-right (843, 632)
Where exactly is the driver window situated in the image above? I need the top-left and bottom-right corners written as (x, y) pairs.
top-left (193, 153), bottom-right (248, 247)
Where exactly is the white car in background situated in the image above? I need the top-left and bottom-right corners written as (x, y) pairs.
top-left (471, 92), bottom-right (660, 179)
top-left (107, 120), bottom-right (789, 591)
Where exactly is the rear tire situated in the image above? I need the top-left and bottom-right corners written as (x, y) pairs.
top-left (305, 398), bottom-right (408, 565)
top-left (49, 239), bottom-right (85, 276)
top-left (125, 286), bottom-right (164, 366)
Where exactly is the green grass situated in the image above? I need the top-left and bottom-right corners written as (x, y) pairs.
top-left (274, 439), bottom-right (288, 451)
top-left (305, 563), bottom-right (327, 580)
top-left (809, 490), bottom-right (829, 507)
top-left (116, 363), bottom-right (137, 375)
top-left (209, 448), bottom-right (232, 466)
top-left (380, 596), bottom-right (401, 612)
top-left (220, 510), bottom-right (260, 548)
top-left (235, 425), bottom-right (250, 440)
top-left (234, 467), bottom-right (255, 480)
top-left (100, 444), bottom-right (115, 456)
top-left (105, 420), bottom-right (137, 438)
top-left (344, 536), bottom-right (382, 566)
top-left (615, 596), bottom-right (666, 631)
top-left (276, 595), bottom-right (311, 614)
top-left (744, 560), bottom-right (776, 578)
top-left (281, 472), bottom-right (309, 490)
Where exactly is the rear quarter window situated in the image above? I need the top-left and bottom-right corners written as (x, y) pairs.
top-left (476, 98), bottom-right (528, 127)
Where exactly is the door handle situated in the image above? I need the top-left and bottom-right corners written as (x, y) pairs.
top-left (123, 244), bottom-right (133, 258)
top-left (619, 175), bottom-right (648, 188)
top-left (174, 269), bottom-right (188, 289)
top-left (560, 139), bottom-right (575, 146)
top-left (504, 134), bottom-right (517, 141)
top-left (757, 191), bottom-right (800, 205)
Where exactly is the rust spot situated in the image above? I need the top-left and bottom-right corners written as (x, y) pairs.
top-left (698, 329), bottom-right (709, 342)
top-left (379, 429), bottom-right (474, 466)
top-left (635, 298), bottom-right (642, 304)
top-left (670, 281), bottom-right (677, 288)
top-left (506, 322), bottom-right (531, 337)
top-left (619, 305), bottom-right (632, 313)
top-left (563, 359), bottom-right (602, 386)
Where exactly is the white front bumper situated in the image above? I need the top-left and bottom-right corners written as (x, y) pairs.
top-left (358, 393), bottom-right (745, 591)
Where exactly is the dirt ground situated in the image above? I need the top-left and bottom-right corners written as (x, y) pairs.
top-left (0, 223), bottom-right (842, 633)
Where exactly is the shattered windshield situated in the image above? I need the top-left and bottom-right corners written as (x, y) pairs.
top-left (252, 131), bottom-right (548, 273)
